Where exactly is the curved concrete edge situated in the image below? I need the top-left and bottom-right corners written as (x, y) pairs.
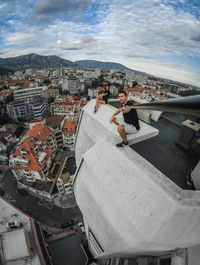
top-left (74, 137), bottom-right (200, 256)
top-left (75, 99), bottom-right (159, 165)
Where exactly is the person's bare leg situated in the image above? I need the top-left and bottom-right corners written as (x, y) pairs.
top-left (117, 125), bottom-right (127, 142)
top-left (112, 117), bottom-right (119, 126)
top-left (95, 100), bottom-right (106, 110)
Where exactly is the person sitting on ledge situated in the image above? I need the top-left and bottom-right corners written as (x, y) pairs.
top-left (110, 90), bottom-right (140, 147)
top-left (94, 86), bottom-right (110, 113)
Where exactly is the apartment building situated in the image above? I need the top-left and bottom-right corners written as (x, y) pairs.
top-left (88, 88), bottom-right (98, 98)
top-left (51, 97), bottom-right (81, 118)
top-left (43, 88), bottom-right (59, 99)
top-left (55, 156), bottom-right (76, 197)
top-left (46, 116), bottom-right (64, 148)
top-left (9, 124), bottom-right (57, 200)
top-left (29, 116), bottom-right (64, 148)
top-left (0, 131), bottom-right (16, 152)
top-left (62, 75), bottom-right (80, 93)
top-left (7, 97), bottom-right (48, 121)
top-left (13, 86), bottom-right (46, 100)
top-left (61, 118), bottom-right (77, 150)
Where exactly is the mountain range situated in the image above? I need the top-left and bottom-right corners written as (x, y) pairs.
top-left (0, 53), bottom-right (76, 71)
top-left (75, 59), bottom-right (138, 72)
top-left (0, 53), bottom-right (144, 74)
top-left (0, 66), bottom-right (14, 75)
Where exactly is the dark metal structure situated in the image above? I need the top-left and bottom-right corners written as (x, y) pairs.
top-left (132, 95), bottom-right (200, 117)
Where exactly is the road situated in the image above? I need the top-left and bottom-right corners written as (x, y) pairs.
top-left (2, 169), bottom-right (83, 228)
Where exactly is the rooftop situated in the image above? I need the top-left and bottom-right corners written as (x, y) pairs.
top-left (108, 101), bottom-right (199, 190)
top-left (47, 234), bottom-right (88, 265)
top-left (0, 198), bottom-right (42, 265)
top-left (63, 118), bottom-right (77, 130)
top-left (131, 114), bottom-right (196, 190)
top-left (10, 124), bottom-right (52, 171)
top-left (1, 228), bottom-right (31, 262)
top-left (46, 116), bottom-right (63, 127)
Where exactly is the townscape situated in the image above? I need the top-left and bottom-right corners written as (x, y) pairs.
top-left (0, 57), bottom-right (200, 265)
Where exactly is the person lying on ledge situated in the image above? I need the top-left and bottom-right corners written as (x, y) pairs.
top-left (110, 90), bottom-right (140, 147)
top-left (94, 86), bottom-right (110, 113)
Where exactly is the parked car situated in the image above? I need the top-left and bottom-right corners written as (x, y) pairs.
top-left (60, 220), bottom-right (75, 228)
top-left (17, 189), bottom-right (28, 196)
top-left (78, 222), bottom-right (85, 233)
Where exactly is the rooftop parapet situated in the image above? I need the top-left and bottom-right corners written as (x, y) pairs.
top-left (75, 99), bottom-right (159, 166)
top-left (74, 99), bottom-right (200, 258)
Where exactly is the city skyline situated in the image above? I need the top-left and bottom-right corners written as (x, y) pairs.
top-left (0, 0), bottom-right (200, 87)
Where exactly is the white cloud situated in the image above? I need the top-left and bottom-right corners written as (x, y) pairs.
top-left (0, 0), bottom-right (200, 86)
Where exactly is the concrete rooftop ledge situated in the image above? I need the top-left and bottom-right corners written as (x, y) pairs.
top-left (74, 99), bottom-right (200, 257)
top-left (82, 99), bottom-right (159, 146)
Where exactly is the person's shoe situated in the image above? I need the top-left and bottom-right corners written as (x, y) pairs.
top-left (94, 107), bottom-right (98, 113)
top-left (116, 141), bottom-right (129, 147)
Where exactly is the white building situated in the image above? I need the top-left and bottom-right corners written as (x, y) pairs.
top-left (13, 86), bottom-right (47, 100)
top-left (73, 99), bottom-right (200, 265)
top-left (88, 89), bottom-right (98, 98)
top-left (62, 75), bottom-right (80, 93)
top-left (0, 197), bottom-right (48, 264)
top-left (7, 97), bottom-right (48, 121)
top-left (61, 118), bottom-right (77, 150)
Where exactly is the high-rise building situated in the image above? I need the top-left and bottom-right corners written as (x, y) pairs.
top-left (62, 75), bottom-right (80, 93)
top-left (73, 99), bottom-right (200, 265)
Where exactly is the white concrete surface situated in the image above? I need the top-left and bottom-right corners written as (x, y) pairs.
top-left (191, 162), bottom-right (200, 190)
top-left (2, 229), bottom-right (29, 261)
top-left (187, 244), bottom-right (200, 265)
top-left (74, 138), bottom-right (200, 258)
top-left (74, 99), bottom-right (200, 259)
top-left (75, 100), bottom-right (159, 165)
top-left (0, 198), bottom-right (42, 265)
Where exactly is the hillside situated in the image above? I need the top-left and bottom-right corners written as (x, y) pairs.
top-left (75, 59), bottom-right (145, 74)
top-left (0, 53), bottom-right (77, 71)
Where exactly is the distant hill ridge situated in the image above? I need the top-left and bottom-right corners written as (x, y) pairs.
top-left (0, 53), bottom-right (144, 74)
top-left (0, 53), bottom-right (77, 71)
top-left (75, 60), bottom-right (145, 74)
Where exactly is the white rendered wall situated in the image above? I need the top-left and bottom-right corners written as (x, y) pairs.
top-left (74, 100), bottom-right (200, 258)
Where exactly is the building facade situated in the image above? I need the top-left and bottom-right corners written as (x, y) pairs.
top-left (7, 97), bottom-right (48, 121)
top-left (13, 86), bottom-right (46, 100)
top-left (73, 100), bottom-right (200, 265)
top-left (9, 124), bottom-right (58, 200)
top-left (62, 75), bottom-right (80, 93)
top-left (43, 88), bottom-right (59, 99)
top-left (61, 118), bottom-right (77, 150)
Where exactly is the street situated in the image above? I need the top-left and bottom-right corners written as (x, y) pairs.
top-left (1, 169), bottom-right (83, 228)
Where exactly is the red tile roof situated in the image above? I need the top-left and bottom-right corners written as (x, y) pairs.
top-left (63, 118), bottom-right (77, 130)
top-left (10, 124), bottom-right (53, 172)
top-left (46, 116), bottom-right (63, 126)
top-left (43, 88), bottom-right (58, 93)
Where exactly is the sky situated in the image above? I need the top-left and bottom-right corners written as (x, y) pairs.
top-left (0, 0), bottom-right (200, 87)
